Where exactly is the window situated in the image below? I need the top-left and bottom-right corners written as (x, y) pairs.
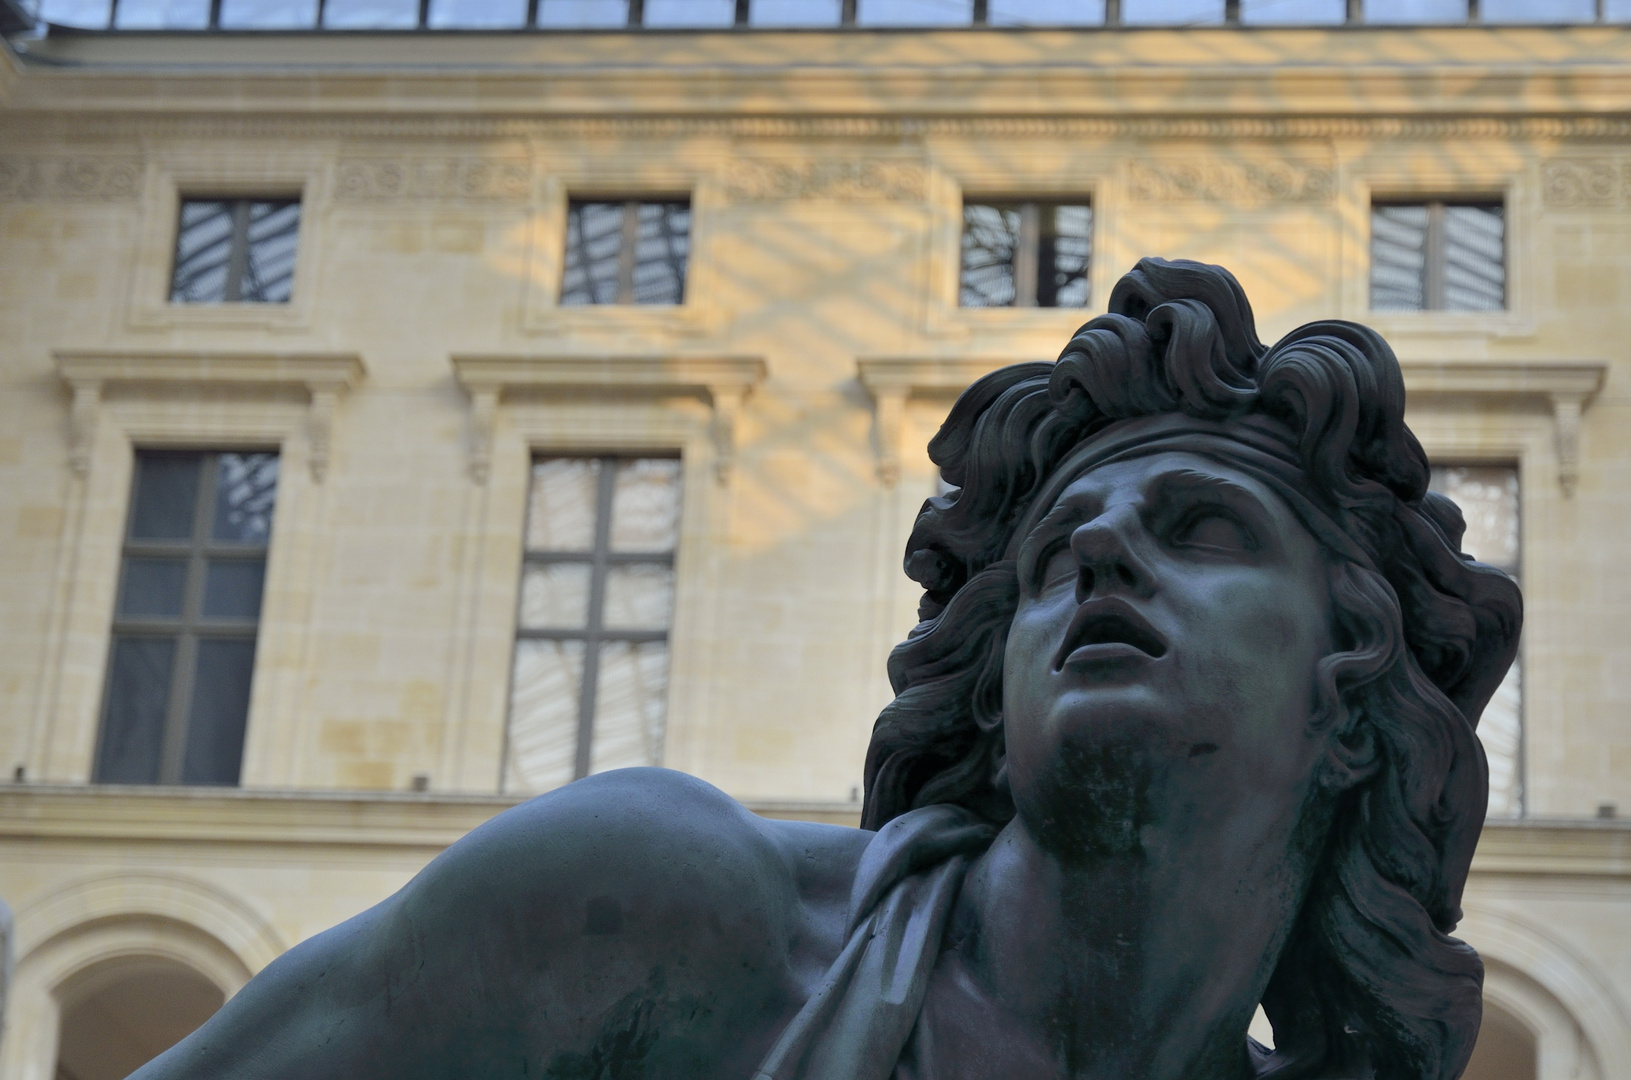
top-left (170, 198), bottom-right (301, 305)
top-left (94, 451), bottom-right (278, 786)
top-left (506, 456), bottom-right (682, 792)
top-left (1371, 199), bottom-right (1504, 312)
top-left (1429, 463), bottom-right (1522, 818)
top-left (560, 200), bottom-right (690, 306)
top-left (960, 200), bottom-right (1092, 309)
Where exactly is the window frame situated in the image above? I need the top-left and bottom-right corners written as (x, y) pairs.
top-left (168, 196), bottom-right (303, 306)
top-left (94, 449), bottom-right (278, 786)
top-left (509, 452), bottom-right (681, 784)
top-left (958, 197), bottom-right (1094, 310)
top-left (1369, 194), bottom-right (1507, 314)
top-left (558, 196), bottom-right (693, 308)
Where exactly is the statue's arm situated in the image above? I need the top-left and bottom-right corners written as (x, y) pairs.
top-left (129, 769), bottom-right (811, 1080)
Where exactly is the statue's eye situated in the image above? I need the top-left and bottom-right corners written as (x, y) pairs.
top-left (1173, 509), bottom-right (1254, 552)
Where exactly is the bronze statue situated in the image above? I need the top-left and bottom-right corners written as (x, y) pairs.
top-left (135, 260), bottom-right (1519, 1080)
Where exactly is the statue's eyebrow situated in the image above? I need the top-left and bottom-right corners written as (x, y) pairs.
top-left (1146, 468), bottom-right (1275, 531)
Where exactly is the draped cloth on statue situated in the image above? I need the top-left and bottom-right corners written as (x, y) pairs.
top-left (752, 805), bottom-right (999, 1080)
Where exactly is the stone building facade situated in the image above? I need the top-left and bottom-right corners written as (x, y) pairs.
top-left (1, 11), bottom-right (1629, 1080)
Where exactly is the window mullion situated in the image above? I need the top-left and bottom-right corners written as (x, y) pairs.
top-left (1424, 201), bottom-right (1448, 311)
top-left (1014, 203), bottom-right (1040, 308)
top-left (222, 202), bottom-right (251, 304)
top-left (574, 459), bottom-right (618, 779)
top-left (627, 0), bottom-right (643, 26)
top-left (617, 202), bottom-right (640, 305)
top-left (160, 454), bottom-right (215, 784)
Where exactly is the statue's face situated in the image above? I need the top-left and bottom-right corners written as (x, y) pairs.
top-left (1002, 450), bottom-right (1336, 857)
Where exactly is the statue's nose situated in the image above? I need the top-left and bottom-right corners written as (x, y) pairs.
top-left (1069, 506), bottom-right (1157, 601)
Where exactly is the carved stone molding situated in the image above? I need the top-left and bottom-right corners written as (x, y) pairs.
top-left (0, 157), bottom-right (142, 201)
top-left (451, 354), bottom-right (767, 485)
top-left (724, 159), bottom-right (927, 203)
top-left (1541, 158), bottom-right (1619, 208)
top-left (1401, 360), bottom-right (1607, 495)
top-left (1128, 160), bottom-right (1333, 206)
top-left (335, 157), bottom-right (531, 202)
top-left (53, 350), bottom-right (365, 482)
top-left (860, 357), bottom-right (1607, 494)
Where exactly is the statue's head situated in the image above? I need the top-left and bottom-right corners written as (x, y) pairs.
top-left (862, 258), bottom-right (1522, 1080)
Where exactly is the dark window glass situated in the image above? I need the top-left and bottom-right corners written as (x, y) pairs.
top-left (961, 200), bottom-right (1092, 309)
top-left (507, 457), bottom-right (681, 793)
top-left (1371, 199), bottom-right (1504, 312)
top-left (94, 451), bottom-right (278, 786)
top-left (561, 200), bottom-right (690, 307)
top-left (170, 199), bottom-right (301, 305)
top-left (94, 637), bottom-right (176, 784)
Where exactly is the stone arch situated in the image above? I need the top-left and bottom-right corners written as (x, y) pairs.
top-left (1459, 902), bottom-right (1631, 1080)
top-left (0, 872), bottom-right (287, 1080)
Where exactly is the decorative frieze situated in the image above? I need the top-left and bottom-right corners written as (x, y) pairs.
top-left (724, 159), bottom-right (927, 203)
top-left (1128, 160), bottom-right (1334, 206)
top-left (334, 157), bottom-right (531, 202)
top-left (0, 157), bottom-right (142, 201)
top-left (1542, 158), bottom-right (1623, 208)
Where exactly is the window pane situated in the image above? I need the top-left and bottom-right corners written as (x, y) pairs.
top-left (526, 459), bottom-right (602, 550)
top-left (537, 0), bottom-right (628, 26)
top-left (202, 559), bottom-right (267, 620)
top-left (643, 0), bottom-right (734, 24)
top-left (519, 564), bottom-right (593, 630)
top-left (212, 453), bottom-right (279, 544)
top-left (427, 0), bottom-right (527, 25)
top-left (240, 202), bottom-right (300, 304)
top-left (131, 453), bottom-right (201, 541)
top-left (1430, 464), bottom-right (1519, 573)
top-left (589, 641), bottom-right (668, 773)
top-left (961, 203), bottom-right (1020, 308)
top-left (631, 202), bottom-right (690, 305)
top-left (1608, 0), bottom-right (1631, 21)
top-left (1370, 204), bottom-right (1427, 312)
top-left (603, 565), bottom-right (675, 630)
top-left (561, 202), bottom-right (627, 306)
top-left (112, 0), bottom-right (209, 27)
top-left (1442, 204), bottom-right (1504, 312)
top-left (323, 0), bottom-right (419, 26)
top-left (1363, 0), bottom-right (1465, 20)
top-left (1039, 203), bottom-right (1091, 309)
top-left (117, 558), bottom-right (188, 619)
top-left (855, 0), bottom-right (972, 24)
top-left (506, 639), bottom-right (585, 792)
top-left (40, 0), bottom-right (111, 27)
top-left (1479, 661), bottom-right (1522, 818)
top-left (95, 636), bottom-right (176, 784)
top-left (218, 0), bottom-right (317, 26)
top-left (748, 0), bottom-right (841, 24)
top-left (1482, 0), bottom-right (1591, 22)
top-left (1121, 0), bottom-right (1223, 23)
top-left (181, 638), bottom-right (256, 785)
top-left (170, 201), bottom-right (234, 304)
top-left (987, 0), bottom-right (1103, 24)
top-left (1240, 0), bottom-right (1343, 22)
top-left (609, 458), bottom-right (682, 552)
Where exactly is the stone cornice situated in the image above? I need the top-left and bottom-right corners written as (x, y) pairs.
top-left (54, 349), bottom-right (366, 481)
top-left (0, 787), bottom-right (1620, 872)
top-left (451, 353), bottom-right (766, 484)
top-left (859, 357), bottom-right (1608, 493)
top-left (0, 785), bottom-right (861, 846)
top-left (9, 27), bottom-right (1631, 121)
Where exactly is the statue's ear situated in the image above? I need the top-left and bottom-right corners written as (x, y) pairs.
top-left (1321, 706), bottom-right (1381, 791)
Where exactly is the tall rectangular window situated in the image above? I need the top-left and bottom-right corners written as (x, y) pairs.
top-left (560, 200), bottom-right (691, 306)
top-left (1430, 463), bottom-right (1522, 818)
top-left (170, 198), bottom-right (301, 304)
top-left (960, 200), bottom-right (1092, 309)
top-left (506, 456), bottom-right (682, 792)
top-left (1371, 199), bottom-right (1504, 312)
top-left (95, 451), bottom-right (278, 786)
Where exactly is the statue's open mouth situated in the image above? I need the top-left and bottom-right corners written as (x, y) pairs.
top-left (1054, 599), bottom-right (1169, 669)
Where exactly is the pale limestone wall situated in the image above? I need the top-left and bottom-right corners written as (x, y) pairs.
top-left (1, 22), bottom-right (1631, 1078)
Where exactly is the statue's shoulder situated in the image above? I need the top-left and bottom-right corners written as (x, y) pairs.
top-left (411, 767), bottom-right (870, 952)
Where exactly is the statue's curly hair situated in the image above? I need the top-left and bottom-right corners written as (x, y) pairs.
top-left (860, 258), bottom-right (1522, 1080)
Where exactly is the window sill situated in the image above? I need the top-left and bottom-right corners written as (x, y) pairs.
top-left (925, 303), bottom-right (1095, 341)
top-left (126, 299), bottom-right (310, 333)
top-left (520, 302), bottom-right (718, 340)
top-left (1362, 310), bottom-right (1536, 341)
